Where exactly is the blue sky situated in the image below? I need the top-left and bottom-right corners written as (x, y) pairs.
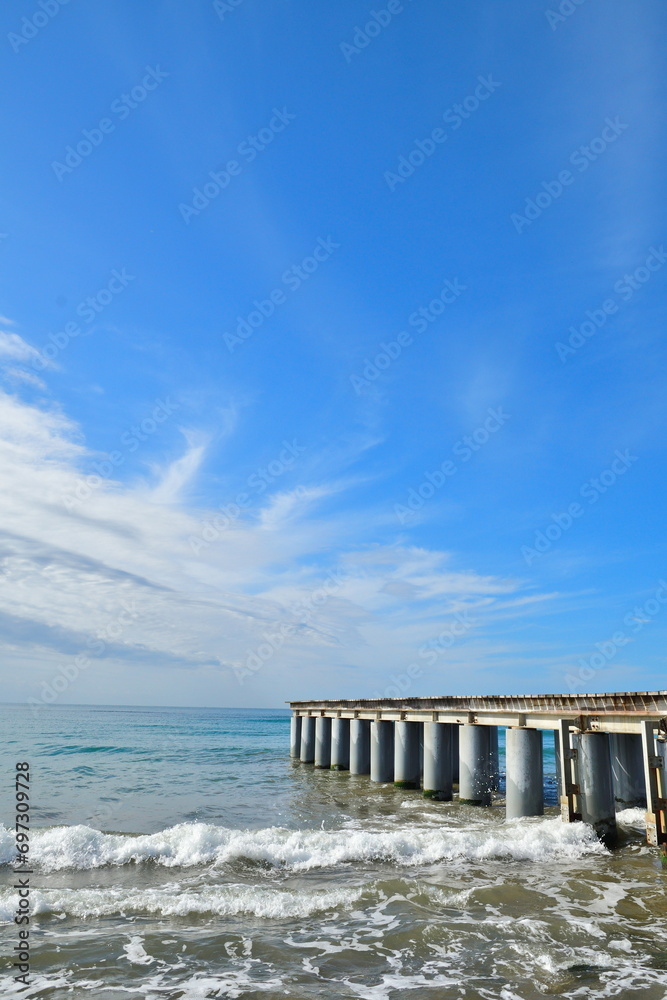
top-left (0, 0), bottom-right (666, 708)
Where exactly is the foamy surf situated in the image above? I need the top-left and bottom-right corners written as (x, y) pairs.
top-left (0, 883), bottom-right (367, 922)
top-left (0, 816), bottom-right (607, 873)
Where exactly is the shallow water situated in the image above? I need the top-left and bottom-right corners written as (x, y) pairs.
top-left (0, 704), bottom-right (665, 998)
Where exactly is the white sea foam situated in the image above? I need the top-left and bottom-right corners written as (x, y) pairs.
top-left (0, 969), bottom-right (287, 998)
top-left (615, 807), bottom-right (647, 827)
top-left (123, 935), bottom-right (155, 965)
top-left (0, 883), bottom-right (366, 922)
top-left (0, 816), bottom-right (606, 873)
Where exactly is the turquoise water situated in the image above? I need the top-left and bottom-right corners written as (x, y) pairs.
top-left (0, 704), bottom-right (664, 999)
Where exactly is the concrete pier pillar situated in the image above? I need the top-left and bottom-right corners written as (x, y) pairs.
top-left (315, 717), bottom-right (331, 769)
top-left (300, 716), bottom-right (316, 763)
top-left (578, 732), bottom-right (617, 844)
top-left (452, 725), bottom-right (460, 784)
top-left (423, 722), bottom-right (454, 800)
top-left (394, 721), bottom-right (421, 789)
top-left (349, 719), bottom-right (371, 774)
top-left (331, 718), bottom-right (350, 770)
top-left (610, 733), bottom-right (646, 808)
top-left (505, 728), bottom-right (543, 819)
top-left (290, 715), bottom-right (302, 758)
top-left (371, 720), bottom-right (394, 783)
top-left (459, 725), bottom-right (493, 806)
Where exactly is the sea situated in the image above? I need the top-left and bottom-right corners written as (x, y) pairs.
top-left (0, 703), bottom-right (665, 999)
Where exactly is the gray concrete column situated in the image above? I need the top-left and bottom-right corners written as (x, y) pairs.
top-left (452, 725), bottom-right (460, 784)
top-left (315, 717), bottom-right (331, 769)
top-left (423, 722), bottom-right (453, 800)
top-left (459, 725), bottom-right (492, 805)
top-left (300, 716), bottom-right (315, 763)
top-left (610, 733), bottom-right (647, 808)
top-left (331, 718), bottom-right (350, 770)
top-left (394, 721), bottom-right (421, 789)
top-left (371, 720), bottom-right (394, 783)
top-left (505, 728), bottom-right (543, 819)
top-left (349, 719), bottom-right (370, 774)
top-left (578, 731), bottom-right (617, 844)
top-left (290, 715), bottom-right (302, 758)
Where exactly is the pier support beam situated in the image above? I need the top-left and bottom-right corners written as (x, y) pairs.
top-left (459, 725), bottom-right (493, 805)
top-left (506, 727), bottom-right (543, 819)
top-left (423, 722), bottom-right (453, 800)
top-left (394, 721), bottom-right (421, 789)
top-left (371, 720), bottom-right (394, 783)
top-left (331, 718), bottom-right (350, 770)
top-left (610, 733), bottom-right (646, 808)
top-left (349, 719), bottom-right (371, 775)
top-left (290, 715), bottom-right (302, 758)
top-left (300, 716), bottom-right (316, 763)
top-left (315, 717), bottom-right (331, 769)
top-left (578, 732), bottom-right (617, 844)
top-left (640, 721), bottom-right (667, 857)
top-left (557, 720), bottom-right (581, 822)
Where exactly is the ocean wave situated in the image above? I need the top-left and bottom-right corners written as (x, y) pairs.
top-left (0, 816), bottom-right (606, 873)
top-left (615, 807), bottom-right (647, 827)
top-left (0, 883), bottom-right (366, 922)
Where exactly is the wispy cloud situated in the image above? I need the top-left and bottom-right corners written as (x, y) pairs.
top-left (148, 430), bottom-right (209, 504)
top-left (0, 387), bottom-right (565, 705)
top-left (0, 330), bottom-right (43, 365)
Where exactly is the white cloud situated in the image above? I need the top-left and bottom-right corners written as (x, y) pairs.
top-left (0, 389), bottom-right (561, 707)
top-left (147, 430), bottom-right (209, 504)
top-left (2, 367), bottom-right (46, 390)
top-left (0, 331), bottom-right (42, 365)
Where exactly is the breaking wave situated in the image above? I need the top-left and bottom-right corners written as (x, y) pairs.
top-left (0, 815), bottom-right (607, 873)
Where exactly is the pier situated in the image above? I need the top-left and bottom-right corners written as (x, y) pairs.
top-left (288, 691), bottom-right (667, 853)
